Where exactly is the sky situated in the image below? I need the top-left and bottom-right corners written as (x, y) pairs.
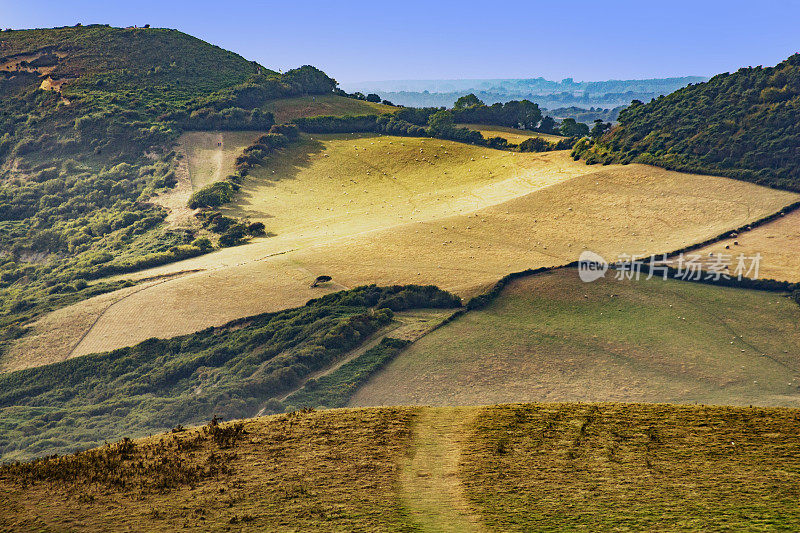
top-left (2, 0), bottom-right (799, 84)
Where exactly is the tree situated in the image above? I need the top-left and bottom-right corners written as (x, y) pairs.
top-left (453, 93), bottom-right (485, 110)
top-left (538, 116), bottom-right (557, 134)
top-left (590, 119), bottom-right (611, 139)
top-left (559, 118), bottom-right (590, 137)
top-left (427, 110), bottom-right (455, 133)
top-left (311, 275), bottom-right (332, 287)
top-left (502, 99), bottom-right (542, 129)
top-left (366, 93), bottom-right (381, 103)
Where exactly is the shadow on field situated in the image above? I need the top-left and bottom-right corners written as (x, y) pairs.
top-left (225, 135), bottom-right (330, 219)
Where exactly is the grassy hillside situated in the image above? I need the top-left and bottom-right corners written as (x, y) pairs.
top-left (264, 94), bottom-right (396, 123)
top-left (462, 403), bottom-right (800, 531)
top-left (457, 123), bottom-right (564, 144)
top-left (679, 209), bottom-right (800, 283)
top-left (351, 269), bottom-right (800, 407)
top-left (0, 284), bottom-right (459, 461)
top-left (2, 403), bottom-right (799, 531)
top-left (573, 54), bottom-right (800, 190)
top-left (0, 25), bottom-right (337, 359)
top-left (15, 146), bottom-right (796, 364)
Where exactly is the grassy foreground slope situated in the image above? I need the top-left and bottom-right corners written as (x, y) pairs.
top-left (12, 142), bottom-right (797, 366)
top-left (2, 404), bottom-right (800, 531)
top-left (573, 53), bottom-right (800, 190)
top-left (462, 403), bottom-right (800, 531)
top-left (351, 269), bottom-right (800, 407)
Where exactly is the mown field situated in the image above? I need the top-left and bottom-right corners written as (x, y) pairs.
top-left (351, 269), bottom-right (800, 407)
top-left (9, 134), bottom-right (798, 367)
top-left (263, 94), bottom-right (396, 123)
top-left (680, 209), bottom-right (800, 283)
top-left (2, 403), bottom-right (799, 531)
top-left (456, 123), bottom-right (565, 144)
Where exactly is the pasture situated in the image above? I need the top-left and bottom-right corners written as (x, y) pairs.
top-left (680, 209), bottom-right (800, 282)
top-left (351, 268), bottom-right (800, 407)
top-left (10, 133), bottom-right (797, 366)
top-left (457, 123), bottom-right (565, 144)
top-left (262, 94), bottom-right (396, 123)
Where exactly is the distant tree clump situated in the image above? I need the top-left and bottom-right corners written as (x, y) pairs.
top-left (452, 99), bottom-right (542, 130)
top-left (538, 116), bottom-right (557, 134)
top-left (559, 118), bottom-right (590, 138)
top-left (365, 93), bottom-right (381, 103)
top-left (453, 93), bottom-right (485, 109)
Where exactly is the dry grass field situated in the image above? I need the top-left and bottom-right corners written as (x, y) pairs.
top-left (180, 130), bottom-right (263, 189)
top-left (461, 403), bottom-right (800, 531)
top-left (674, 209), bottom-right (800, 282)
top-left (457, 123), bottom-right (565, 144)
top-left (9, 133), bottom-right (797, 367)
top-left (351, 269), bottom-right (800, 408)
top-left (0, 408), bottom-right (419, 532)
top-left (2, 404), bottom-right (799, 531)
top-left (263, 94), bottom-right (396, 123)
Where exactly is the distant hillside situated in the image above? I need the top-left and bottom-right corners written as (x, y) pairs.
top-left (573, 54), bottom-right (800, 191)
top-left (342, 76), bottom-right (707, 109)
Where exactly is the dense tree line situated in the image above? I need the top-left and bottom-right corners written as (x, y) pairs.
top-left (572, 54), bottom-right (800, 191)
top-left (188, 125), bottom-right (301, 246)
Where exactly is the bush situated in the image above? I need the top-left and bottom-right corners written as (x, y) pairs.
top-left (218, 224), bottom-right (248, 247)
top-left (188, 182), bottom-right (235, 209)
top-left (246, 222), bottom-right (266, 236)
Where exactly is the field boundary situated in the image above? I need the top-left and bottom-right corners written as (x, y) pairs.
top-left (462, 199), bottom-right (800, 313)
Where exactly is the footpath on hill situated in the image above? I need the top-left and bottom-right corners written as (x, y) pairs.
top-left (400, 407), bottom-right (485, 532)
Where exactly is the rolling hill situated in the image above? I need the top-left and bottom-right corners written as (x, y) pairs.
top-left (0, 25), bottom-right (338, 360)
top-left (573, 54), bottom-right (800, 191)
top-left (351, 268), bottom-right (800, 408)
top-left (0, 284), bottom-right (460, 461)
top-left (2, 403), bottom-right (799, 531)
top-left (5, 136), bottom-right (796, 369)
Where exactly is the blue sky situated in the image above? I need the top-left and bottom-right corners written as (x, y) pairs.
top-left (3, 0), bottom-right (799, 83)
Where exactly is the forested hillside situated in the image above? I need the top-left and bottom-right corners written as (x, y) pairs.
top-left (573, 54), bottom-right (800, 190)
top-left (0, 25), bottom-right (336, 354)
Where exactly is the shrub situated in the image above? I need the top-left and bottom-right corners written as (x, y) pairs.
top-left (188, 182), bottom-right (234, 209)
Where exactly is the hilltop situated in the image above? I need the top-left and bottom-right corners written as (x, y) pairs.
top-left (573, 53), bottom-right (800, 191)
top-left (1, 403), bottom-right (799, 531)
top-left (0, 25), bottom-right (336, 358)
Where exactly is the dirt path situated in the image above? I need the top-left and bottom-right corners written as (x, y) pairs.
top-left (400, 407), bottom-right (484, 532)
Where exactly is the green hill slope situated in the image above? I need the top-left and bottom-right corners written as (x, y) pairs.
top-left (0, 284), bottom-right (459, 461)
top-left (573, 54), bottom-right (800, 190)
top-left (0, 25), bottom-right (336, 357)
top-left (2, 403), bottom-right (799, 531)
top-left (351, 269), bottom-right (800, 407)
